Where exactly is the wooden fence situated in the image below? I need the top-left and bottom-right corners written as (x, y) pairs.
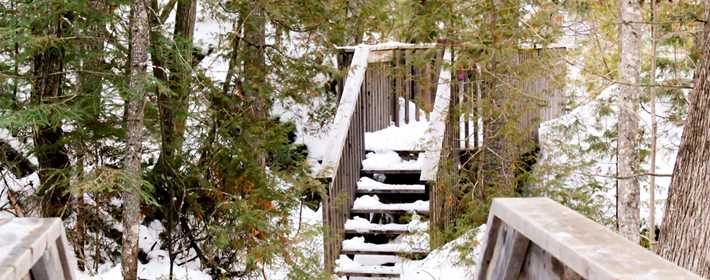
top-left (477, 198), bottom-right (702, 280)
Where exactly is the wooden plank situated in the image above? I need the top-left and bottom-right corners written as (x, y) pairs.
top-left (519, 243), bottom-right (583, 280)
top-left (477, 216), bottom-right (502, 280)
top-left (55, 231), bottom-right (78, 280)
top-left (368, 50), bottom-right (394, 63)
top-left (483, 223), bottom-right (530, 280)
top-left (31, 241), bottom-right (65, 280)
top-left (482, 198), bottom-right (703, 280)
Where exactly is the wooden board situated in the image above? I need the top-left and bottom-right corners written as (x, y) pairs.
top-left (519, 243), bottom-right (583, 280)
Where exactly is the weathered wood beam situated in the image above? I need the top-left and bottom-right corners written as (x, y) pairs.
top-left (519, 243), bottom-right (583, 280)
top-left (484, 223), bottom-right (530, 280)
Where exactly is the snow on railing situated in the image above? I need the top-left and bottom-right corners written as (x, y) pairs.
top-left (316, 46), bottom-right (370, 178)
top-left (419, 48), bottom-right (452, 181)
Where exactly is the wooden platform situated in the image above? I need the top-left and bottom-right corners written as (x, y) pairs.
top-left (0, 218), bottom-right (78, 280)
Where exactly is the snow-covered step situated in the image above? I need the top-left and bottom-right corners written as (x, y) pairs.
top-left (361, 169), bottom-right (421, 176)
top-left (357, 177), bottom-right (425, 194)
top-left (361, 151), bottom-right (423, 172)
top-left (351, 195), bottom-right (429, 215)
top-left (341, 237), bottom-right (428, 256)
top-left (336, 255), bottom-right (401, 278)
top-left (344, 216), bottom-right (428, 235)
top-left (336, 266), bottom-right (400, 278)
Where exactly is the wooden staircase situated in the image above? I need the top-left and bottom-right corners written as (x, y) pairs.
top-left (317, 44), bottom-right (459, 278)
top-left (336, 151), bottom-right (430, 279)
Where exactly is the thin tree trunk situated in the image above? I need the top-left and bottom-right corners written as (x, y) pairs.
top-left (616, 0), bottom-right (642, 243)
top-left (243, 5), bottom-right (266, 117)
top-left (648, 0), bottom-right (658, 249)
top-left (121, 0), bottom-right (149, 278)
top-left (480, 0), bottom-right (518, 194)
top-left (657, 0), bottom-right (710, 277)
top-left (242, 5), bottom-right (267, 166)
top-left (163, 0), bottom-right (196, 276)
top-left (31, 12), bottom-right (72, 218)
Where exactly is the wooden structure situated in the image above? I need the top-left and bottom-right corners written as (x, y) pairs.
top-left (316, 43), bottom-right (569, 278)
top-left (317, 44), bottom-right (460, 276)
top-left (0, 218), bottom-right (78, 280)
top-left (477, 198), bottom-right (702, 280)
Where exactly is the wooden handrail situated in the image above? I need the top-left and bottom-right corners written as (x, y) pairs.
top-left (420, 48), bottom-right (452, 181)
top-left (477, 198), bottom-right (702, 280)
top-left (317, 47), bottom-right (370, 179)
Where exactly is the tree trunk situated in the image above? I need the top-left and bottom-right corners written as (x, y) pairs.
top-left (616, 0), bottom-right (642, 243)
top-left (241, 5), bottom-right (267, 166)
top-left (243, 5), bottom-right (267, 117)
top-left (657, 1), bottom-right (710, 276)
top-left (648, 0), bottom-right (658, 249)
top-left (121, 0), bottom-right (149, 278)
top-left (31, 13), bottom-right (72, 218)
top-left (479, 0), bottom-right (518, 194)
top-left (157, 0), bottom-right (196, 169)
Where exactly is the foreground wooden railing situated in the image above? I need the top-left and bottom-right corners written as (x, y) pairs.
top-left (0, 218), bottom-right (78, 280)
top-left (477, 198), bottom-right (702, 280)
